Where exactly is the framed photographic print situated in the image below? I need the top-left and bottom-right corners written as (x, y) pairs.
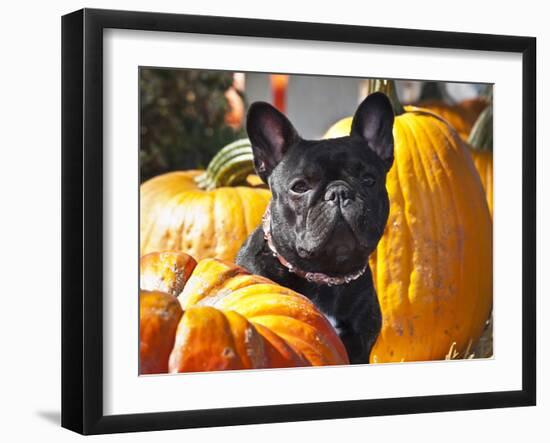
top-left (61, 8), bottom-right (536, 435)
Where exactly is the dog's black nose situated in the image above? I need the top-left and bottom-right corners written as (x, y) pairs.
top-left (324, 182), bottom-right (355, 207)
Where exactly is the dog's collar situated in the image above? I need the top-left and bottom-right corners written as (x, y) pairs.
top-left (261, 205), bottom-right (368, 286)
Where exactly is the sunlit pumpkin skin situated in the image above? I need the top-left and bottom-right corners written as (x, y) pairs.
top-left (415, 97), bottom-right (487, 141)
top-left (324, 105), bottom-right (492, 363)
top-left (469, 149), bottom-right (493, 216)
top-left (140, 290), bottom-right (183, 374)
top-left (139, 252), bottom-right (349, 373)
top-left (140, 250), bottom-right (197, 296)
top-left (140, 170), bottom-right (271, 261)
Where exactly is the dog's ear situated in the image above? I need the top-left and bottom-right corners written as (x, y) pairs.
top-left (246, 102), bottom-right (300, 182)
top-left (351, 92), bottom-right (395, 170)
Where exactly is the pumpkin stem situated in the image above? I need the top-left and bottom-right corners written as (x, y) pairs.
top-left (468, 104), bottom-right (493, 152)
top-left (418, 81), bottom-right (455, 104)
top-left (364, 79), bottom-right (405, 116)
top-left (194, 138), bottom-right (257, 190)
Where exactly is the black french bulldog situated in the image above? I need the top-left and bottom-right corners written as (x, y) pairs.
top-left (236, 93), bottom-right (394, 364)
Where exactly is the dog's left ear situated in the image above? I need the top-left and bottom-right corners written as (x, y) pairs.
top-left (246, 102), bottom-right (300, 183)
top-left (351, 92), bottom-right (395, 170)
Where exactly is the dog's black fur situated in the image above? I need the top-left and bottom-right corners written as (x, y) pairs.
top-left (236, 93), bottom-right (395, 364)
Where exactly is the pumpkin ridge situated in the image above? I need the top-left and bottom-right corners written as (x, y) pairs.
top-left (420, 117), bottom-right (488, 356)
top-left (140, 251), bottom-right (197, 297)
top-left (212, 188), bottom-right (241, 260)
top-left (394, 118), bottom-right (419, 354)
top-left (415, 116), bottom-right (465, 355)
top-left (141, 172), bottom-right (188, 209)
top-left (469, 149), bottom-right (493, 217)
top-left (169, 305), bottom-right (244, 372)
top-left (251, 315), bottom-right (347, 365)
top-left (223, 310), bottom-right (269, 369)
top-left (172, 196), bottom-right (185, 253)
top-left (215, 307), bottom-right (248, 369)
top-left (240, 299), bottom-right (331, 327)
top-left (140, 290), bottom-right (184, 374)
top-left (209, 284), bottom-right (315, 308)
top-left (141, 171), bottom-right (202, 254)
top-left (418, 117), bottom-right (463, 357)
top-left (168, 192), bottom-right (191, 252)
top-left (450, 130), bottom-right (488, 354)
top-left (150, 193), bottom-right (177, 251)
top-left (389, 124), bottom-right (413, 297)
top-left (373, 119), bottom-right (415, 359)
top-left (141, 214), bottom-right (159, 254)
top-left (457, 142), bottom-right (485, 353)
top-left (400, 115), bottom-right (440, 359)
top-left (255, 326), bottom-right (324, 365)
top-left (486, 156), bottom-right (493, 213)
top-left (233, 187), bottom-right (249, 237)
top-left (239, 187), bottom-right (270, 232)
top-left (201, 191), bottom-right (215, 256)
top-left (270, 332), bottom-right (332, 365)
top-left (213, 189), bottom-right (227, 258)
top-left (252, 323), bottom-right (309, 367)
top-left (141, 179), bottom-right (181, 251)
top-left (408, 115), bottom-right (457, 359)
top-left (162, 191), bottom-right (192, 251)
top-left (214, 292), bottom-right (330, 332)
top-left (229, 188), bottom-right (250, 256)
top-left (459, 145), bottom-right (493, 353)
top-left (179, 264), bottom-right (249, 308)
top-left (404, 116), bottom-right (441, 359)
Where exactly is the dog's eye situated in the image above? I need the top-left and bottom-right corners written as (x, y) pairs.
top-left (362, 175), bottom-right (376, 187)
top-left (290, 180), bottom-right (311, 194)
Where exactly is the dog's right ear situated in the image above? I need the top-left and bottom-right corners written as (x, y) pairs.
top-left (351, 92), bottom-right (395, 171)
top-left (246, 102), bottom-right (300, 182)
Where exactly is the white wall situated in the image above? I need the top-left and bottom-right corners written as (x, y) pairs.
top-left (0, 0), bottom-right (545, 441)
top-left (246, 73), bottom-right (363, 138)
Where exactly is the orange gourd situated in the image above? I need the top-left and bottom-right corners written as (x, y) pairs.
top-left (416, 97), bottom-right (487, 141)
top-left (467, 104), bottom-right (493, 216)
top-left (140, 290), bottom-right (184, 374)
top-left (140, 139), bottom-right (271, 261)
top-left (139, 251), bottom-right (349, 373)
top-left (324, 80), bottom-right (492, 363)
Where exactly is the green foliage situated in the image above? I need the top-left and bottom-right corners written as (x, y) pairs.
top-left (139, 68), bottom-right (244, 181)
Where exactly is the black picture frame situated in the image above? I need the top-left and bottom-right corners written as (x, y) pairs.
top-left (61, 8), bottom-right (537, 435)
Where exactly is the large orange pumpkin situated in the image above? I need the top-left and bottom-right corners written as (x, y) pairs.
top-left (139, 251), bottom-right (349, 373)
top-left (324, 80), bottom-right (492, 363)
top-left (140, 139), bottom-right (271, 261)
top-left (467, 104), bottom-right (493, 216)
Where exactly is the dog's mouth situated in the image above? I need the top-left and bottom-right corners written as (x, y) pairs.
top-left (264, 204), bottom-right (372, 282)
top-left (294, 214), bottom-right (369, 276)
top-left (297, 218), bottom-right (356, 256)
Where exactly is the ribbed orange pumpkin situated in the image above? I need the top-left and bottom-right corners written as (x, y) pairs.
top-left (140, 290), bottom-right (184, 374)
top-left (139, 251), bottom-right (349, 373)
top-left (416, 97), bottom-right (487, 141)
top-left (140, 139), bottom-right (271, 261)
top-left (324, 80), bottom-right (492, 363)
top-left (467, 105), bottom-right (493, 216)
